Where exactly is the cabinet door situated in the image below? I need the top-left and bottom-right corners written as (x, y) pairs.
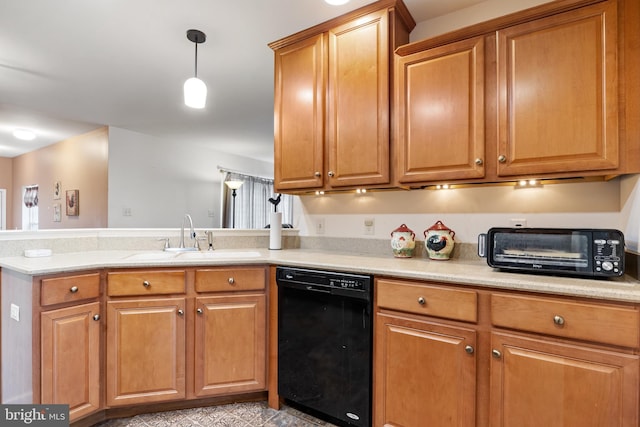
top-left (496, 1), bottom-right (618, 176)
top-left (274, 33), bottom-right (326, 191)
top-left (327, 9), bottom-right (390, 187)
top-left (490, 332), bottom-right (639, 427)
top-left (194, 294), bottom-right (266, 397)
top-left (396, 37), bottom-right (485, 183)
top-left (41, 302), bottom-right (100, 421)
top-left (106, 298), bottom-right (186, 406)
top-left (374, 313), bottom-right (476, 427)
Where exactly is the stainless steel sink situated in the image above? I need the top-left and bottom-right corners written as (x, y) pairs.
top-left (176, 251), bottom-right (262, 259)
top-left (125, 252), bottom-right (178, 260)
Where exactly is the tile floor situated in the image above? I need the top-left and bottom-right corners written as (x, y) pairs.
top-left (94, 401), bottom-right (339, 427)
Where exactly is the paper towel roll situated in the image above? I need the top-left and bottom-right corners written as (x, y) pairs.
top-left (269, 212), bottom-right (282, 250)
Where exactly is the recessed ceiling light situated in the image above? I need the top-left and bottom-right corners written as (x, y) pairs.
top-left (13, 129), bottom-right (36, 141)
top-left (325, 0), bottom-right (350, 5)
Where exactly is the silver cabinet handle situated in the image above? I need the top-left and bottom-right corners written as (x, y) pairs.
top-left (328, 171), bottom-right (335, 177)
top-left (177, 309), bottom-right (184, 316)
top-left (228, 277), bottom-right (235, 285)
top-left (417, 297), bottom-right (426, 305)
top-left (498, 155), bottom-right (507, 163)
top-left (70, 286), bottom-right (79, 293)
top-left (553, 315), bottom-right (565, 326)
top-left (465, 345), bottom-right (474, 354)
top-left (475, 158), bottom-right (483, 165)
top-left (492, 349), bottom-right (502, 359)
top-left (196, 308), bottom-right (203, 315)
top-left (93, 314), bottom-right (100, 321)
top-left (143, 280), bottom-right (151, 288)
top-left (314, 171), bottom-right (321, 177)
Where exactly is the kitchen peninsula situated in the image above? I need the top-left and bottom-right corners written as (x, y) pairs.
top-left (1, 232), bottom-right (639, 426)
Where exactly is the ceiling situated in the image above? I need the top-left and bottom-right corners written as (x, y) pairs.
top-left (0, 0), bottom-right (485, 162)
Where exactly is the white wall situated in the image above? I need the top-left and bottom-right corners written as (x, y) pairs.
top-left (620, 175), bottom-right (640, 252)
top-left (107, 127), bottom-right (273, 229)
top-left (293, 180), bottom-right (631, 245)
top-left (411, 0), bottom-right (553, 41)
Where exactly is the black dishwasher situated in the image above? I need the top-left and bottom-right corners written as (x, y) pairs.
top-left (277, 266), bottom-right (373, 427)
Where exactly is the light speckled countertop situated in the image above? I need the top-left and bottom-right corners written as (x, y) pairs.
top-left (1, 248), bottom-right (639, 303)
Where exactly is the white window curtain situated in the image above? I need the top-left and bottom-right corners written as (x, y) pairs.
top-left (222, 172), bottom-right (293, 229)
top-left (22, 184), bottom-right (39, 230)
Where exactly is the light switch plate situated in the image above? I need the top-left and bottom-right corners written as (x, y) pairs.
top-left (10, 304), bottom-right (19, 322)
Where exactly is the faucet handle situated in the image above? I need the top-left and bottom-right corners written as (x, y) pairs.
top-left (158, 238), bottom-right (170, 250)
top-left (195, 235), bottom-right (207, 250)
top-left (206, 231), bottom-right (214, 251)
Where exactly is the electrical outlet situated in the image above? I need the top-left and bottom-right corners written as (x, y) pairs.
top-left (510, 218), bottom-right (527, 228)
top-left (10, 304), bottom-right (19, 322)
top-left (364, 218), bottom-right (375, 235)
top-left (122, 207), bottom-right (132, 217)
top-left (315, 218), bottom-right (325, 235)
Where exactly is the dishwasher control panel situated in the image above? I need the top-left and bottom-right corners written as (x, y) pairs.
top-left (276, 267), bottom-right (372, 293)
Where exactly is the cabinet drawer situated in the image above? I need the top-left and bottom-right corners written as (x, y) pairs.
top-left (195, 267), bottom-right (265, 292)
top-left (491, 293), bottom-right (640, 348)
top-left (376, 279), bottom-right (477, 323)
top-left (41, 273), bottom-right (101, 306)
top-left (107, 270), bottom-right (186, 296)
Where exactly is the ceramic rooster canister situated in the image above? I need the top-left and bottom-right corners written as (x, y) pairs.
top-left (390, 224), bottom-right (416, 258)
top-left (424, 220), bottom-right (455, 260)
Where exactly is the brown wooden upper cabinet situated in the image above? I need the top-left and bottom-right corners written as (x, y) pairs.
top-left (394, 0), bottom-right (640, 187)
top-left (395, 36), bottom-right (486, 184)
top-left (270, 0), bottom-right (415, 192)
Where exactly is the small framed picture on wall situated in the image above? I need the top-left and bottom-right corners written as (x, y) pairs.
top-left (66, 190), bottom-right (79, 216)
top-left (53, 181), bottom-right (61, 200)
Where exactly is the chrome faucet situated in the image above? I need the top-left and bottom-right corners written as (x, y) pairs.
top-left (178, 214), bottom-right (196, 249)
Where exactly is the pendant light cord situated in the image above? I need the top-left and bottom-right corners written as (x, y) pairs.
top-left (194, 42), bottom-right (198, 78)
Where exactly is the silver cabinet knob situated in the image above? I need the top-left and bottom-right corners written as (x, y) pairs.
top-left (314, 171), bottom-right (321, 178)
top-left (177, 309), bottom-right (184, 316)
top-left (553, 315), bottom-right (565, 326)
top-left (475, 158), bottom-right (483, 165)
top-left (328, 171), bottom-right (335, 177)
top-left (196, 308), bottom-right (203, 315)
top-left (143, 280), bottom-right (151, 288)
top-left (417, 297), bottom-right (426, 305)
top-left (93, 314), bottom-right (100, 321)
top-left (492, 349), bottom-right (502, 359)
top-left (70, 286), bottom-right (79, 293)
top-left (465, 345), bottom-right (474, 354)
top-left (228, 277), bottom-right (235, 285)
top-left (498, 155), bottom-right (507, 163)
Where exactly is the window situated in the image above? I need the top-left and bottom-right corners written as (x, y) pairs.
top-left (221, 172), bottom-right (293, 229)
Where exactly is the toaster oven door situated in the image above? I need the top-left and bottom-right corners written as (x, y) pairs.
top-left (488, 228), bottom-right (591, 274)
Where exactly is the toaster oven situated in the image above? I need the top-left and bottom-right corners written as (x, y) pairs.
top-left (478, 228), bottom-right (625, 278)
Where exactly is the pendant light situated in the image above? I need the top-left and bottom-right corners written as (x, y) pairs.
top-left (184, 29), bottom-right (207, 109)
top-left (324, 0), bottom-right (350, 5)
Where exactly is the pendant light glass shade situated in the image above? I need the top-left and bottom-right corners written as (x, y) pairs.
top-left (184, 77), bottom-right (207, 109)
top-left (325, 0), bottom-right (350, 5)
top-left (184, 29), bottom-right (207, 109)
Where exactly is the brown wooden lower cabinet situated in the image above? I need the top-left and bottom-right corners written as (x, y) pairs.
top-left (374, 277), bottom-right (640, 427)
top-left (490, 332), bottom-right (640, 427)
top-left (106, 297), bottom-right (187, 407)
top-left (41, 302), bottom-right (101, 421)
top-left (194, 294), bottom-right (266, 397)
top-left (374, 312), bottom-right (477, 427)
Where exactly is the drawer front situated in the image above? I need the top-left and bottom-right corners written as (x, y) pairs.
top-left (376, 279), bottom-right (478, 323)
top-left (491, 293), bottom-right (640, 348)
top-left (195, 267), bottom-right (266, 292)
top-left (41, 273), bottom-right (101, 306)
top-left (107, 270), bottom-right (186, 296)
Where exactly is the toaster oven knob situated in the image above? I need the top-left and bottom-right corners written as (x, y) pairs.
top-left (601, 261), bottom-right (614, 271)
